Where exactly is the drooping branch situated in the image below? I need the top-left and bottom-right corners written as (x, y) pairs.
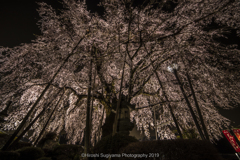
top-left (1, 34), bottom-right (87, 151)
top-left (141, 43), bottom-right (183, 139)
top-left (34, 88), bottom-right (66, 146)
top-left (10, 107), bottom-right (47, 148)
top-left (186, 72), bottom-right (210, 141)
top-left (172, 69), bottom-right (205, 140)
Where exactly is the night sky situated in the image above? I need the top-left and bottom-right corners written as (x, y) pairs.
top-left (0, 0), bottom-right (239, 134)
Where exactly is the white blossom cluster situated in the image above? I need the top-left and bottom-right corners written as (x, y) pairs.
top-left (0, 0), bottom-right (239, 144)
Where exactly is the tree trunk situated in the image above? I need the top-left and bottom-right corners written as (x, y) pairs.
top-left (84, 59), bottom-right (92, 160)
top-left (173, 69), bottom-right (205, 140)
top-left (1, 36), bottom-right (86, 151)
top-left (34, 89), bottom-right (65, 146)
top-left (186, 72), bottom-right (210, 140)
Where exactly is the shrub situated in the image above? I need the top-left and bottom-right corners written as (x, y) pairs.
top-left (0, 131), bottom-right (8, 136)
top-left (38, 132), bottom-right (58, 148)
top-left (52, 154), bottom-right (72, 160)
top-left (37, 132), bottom-right (59, 157)
top-left (73, 154), bottom-right (81, 160)
top-left (120, 139), bottom-right (225, 160)
top-left (45, 132), bottom-right (58, 140)
top-left (17, 147), bottom-right (45, 160)
top-left (8, 141), bottom-right (32, 151)
top-left (0, 132), bottom-right (31, 150)
top-left (0, 151), bottom-right (20, 160)
top-left (93, 133), bottom-right (138, 159)
top-left (41, 140), bottom-right (60, 156)
top-left (51, 144), bottom-right (83, 160)
top-left (37, 157), bottom-right (52, 160)
top-left (0, 133), bottom-right (9, 149)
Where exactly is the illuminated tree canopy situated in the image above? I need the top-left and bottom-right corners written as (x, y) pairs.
top-left (0, 0), bottom-right (240, 145)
